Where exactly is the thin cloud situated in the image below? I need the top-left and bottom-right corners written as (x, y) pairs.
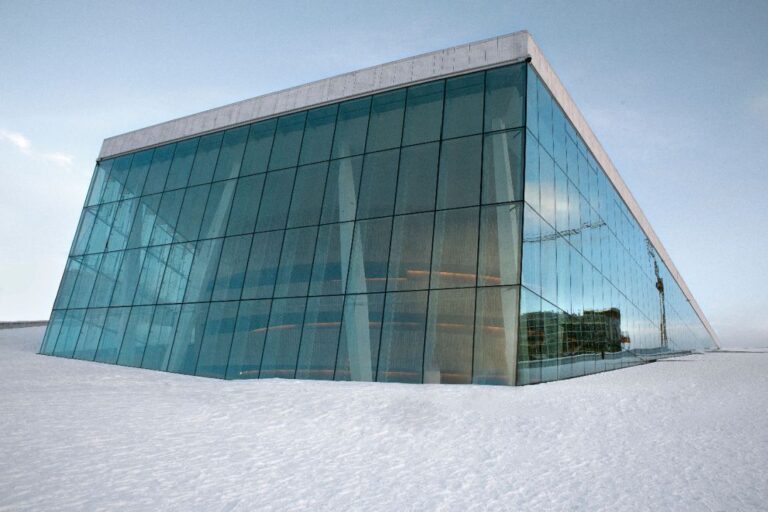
top-left (0, 129), bottom-right (73, 168)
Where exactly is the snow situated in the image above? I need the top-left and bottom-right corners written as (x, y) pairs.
top-left (1, 327), bottom-right (766, 512)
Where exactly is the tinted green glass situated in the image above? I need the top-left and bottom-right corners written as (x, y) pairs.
top-left (484, 64), bottom-right (525, 131)
top-left (295, 295), bottom-right (343, 380)
top-left (478, 203), bottom-right (522, 287)
top-left (117, 305), bottom-right (154, 367)
top-left (287, 162), bottom-right (328, 228)
top-left (331, 98), bottom-right (370, 159)
top-left (141, 304), bottom-right (181, 370)
top-left (299, 105), bottom-right (337, 165)
top-left (377, 290), bottom-right (428, 383)
top-left (122, 149), bottom-right (153, 200)
top-left (71, 206), bottom-right (97, 256)
top-left (126, 194), bottom-right (161, 249)
top-left (212, 234), bottom-right (252, 301)
top-left (320, 156), bottom-right (362, 224)
top-left (102, 154), bottom-right (132, 203)
top-left (85, 202), bottom-right (117, 254)
top-left (335, 293), bottom-right (384, 381)
top-left (196, 301), bottom-right (239, 378)
top-left (54, 258), bottom-right (81, 309)
top-left (89, 251), bottom-right (123, 307)
top-left (274, 226), bottom-right (317, 297)
top-left (387, 212), bottom-right (433, 291)
top-left (188, 132), bottom-right (224, 186)
top-left (394, 143), bottom-right (438, 214)
top-left (183, 238), bottom-right (224, 302)
top-left (167, 302), bottom-right (209, 374)
top-left (134, 244), bottom-right (171, 305)
top-left (226, 174), bottom-right (265, 236)
top-left (40, 311), bottom-right (65, 355)
top-left (482, 129), bottom-right (523, 204)
top-left (260, 297), bottom-right (306, 378)
top-left (443, 72), bottom-right (484, 138)
top-left (269, 112), bottom-right (306, 171)
top-left (424, 288), bottom-right (474, 384)
top-left (165, 138), bottom-right (199, 190)
top-left (402, 81), bottom-right (444, 146)
top-left (51, 309), bottom-right (85, 357)
top-left (106, 198), bottom-right (139, 252)
top-left (473, 286), bottom-right (518, 385)
top-left (431, 207), bottom-right (479, 289)
top-left (149, 189), bottom-right (184, 246)
top-left (94, 307), bottom-right (131, 364)
top-left (174, 184), bottom-right (209, 242)
top-left (157, 242), bottom-right (196, 304)
top-left (346, 217), bottom-right (391, 294)
top-left (72, 308), bottom-right (108, 361)
top-left (366, 90), bottom-right (405, 152)
top-left (111, 248), bottom-right (146, 306)
top-left (242, 230), bottom-right (283, 299)
top-left (436, 135), bottom-right (481, 209)
top-left (142, 144), bottom-right (175, 195)
top-left (226, 299), bottom-right (270, 379)
top-left (199, 180), bottom-right (236, 239)
top-left (241, 119), bottom-right (276, 176)
top-left (255, 168), bottom-right (295, 231)
top-left (85, 159), bottom-right (114, 207)
top-left (309, 222), bottom-right (354, 296)
top-left (213, 126), bottom-right (249, 182)
top-left (356, 149), bottom-right (399, 219)
top-left (68, 253), bottom-right (102, 308)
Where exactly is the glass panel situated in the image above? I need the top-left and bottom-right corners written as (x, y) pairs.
top-left (309, 222), bottom-right (354, 296)
top-left (482, 129), bottom-right (523, 204)
top-left (85, 159), bottom-right (113, 206)
top-left (524, 131), bottom-right (540, 212)
top-left (474, 286), bottom-right (519, 385)
top-left (134, 244), bottom-right (171, 305)
top-left (242, 230), bottom-right (284, 299)
top-left (526, 65), bottom-right (539, 139)
top-left (212, 234), bottom-right (252, 301)
top-left (199, 179), bottom-right (236, 239)
top-left (167, 302), bottom-right (209, 374)
top-left (478, 203), bottom-right (522, 287)
top-left (188, 132), bottom-right (224, 186)
top-left (335, 293), bottom-right (384, 381)
top-left (320, 156), bottom-right (362, 224)
top-left (142, 143), bottom-right (174, 195)
top-left (126, 193), bottom-right (161, 249)
top-left (85, 202), bottom-right (117, 254)
top-left (443, 72), bottom-right (484, 139)
top-left (40, 311), bottom-right (66, 354)
top-left (241, 119), bottom-right (276, 176)
top-left (53, 258), bottom-right (80, 309)
top-left (537, 78), bottom-right (554, 157)
top-left (72, 308), bottom-right (108, 360)
top-left (102, 154), bottom-right (131, 203)
top-left (51, 309), bottom-right (86, 358)
top-left (387, 212), bottom-right (433, 291)
top-left (195, 301), bottom-right (239, 378)
top-left (377, 290), bottom-right (428, 383)
top-left (71, 206), bottom-right (98, 256)
top-left (517, 287), bottom-right (542, 385)
top-left (287, 162), bottom-right (328, 228)
top-left (274, 226), bottom-right (318, 297)
top-left (174, 184), bottom-right (210, 242)
top-left (116, 305), bottom-right (154, 367)
top-left (331, 97), bottom-right (370, 159)
top-left (436, 135), bottom-right (481, 209)
top-left (485, 64), bottom-right (525, 131)
top-left (431, 207), bottom-right (479, 289)
top-left (157, 242), bottom-right (196, 304)
top-left (106, 198), bottom-right (139, 252)
top-left (94, 307), bottom-right (131, 364)
top-left (402, 81), bottom-right (444, 146)
top-left (539, 149), bottom-right (556, 227)
top-left (356, 149), bottom-right (399, 219)
top-left (183, 238), bottom-right (224, 302)
top-left (346, 217), bottom-right (392, 294)
top-left (259, 297), bottom-right (306, 379)
top-left (213, 125), bottom-right (249, 182)
top-left (555, 166), bottom-right (569, 233)
top-left (165, 138), bottom-right (199, 190)
top-left (68, 253), bottom-right (102, 308)
top-left (226, 299), bottom-right (271, 379)
top-left (541, 219), bottom-right (558, 305)
top-left (122, 149), bottom-right (153, 200)
top-left (148, 189), bottom-right (184, 246)
top-left (295, 295), bottom-right (343, 380)
top-left (255, 168), bottom-right (295, 231)
top-left (366, 89), bottom-right (405, 152)
top-left (424, 288), bottom-right (474, 384)
top-left (227, 174), bottom-right (265, 236)
top-left (299, 104), bottom-right (337, 165)
top-left (394, 142), bottom-right (438, 214)
top-left (268, 112), bottom-right (306, 170)
top-left (111, 248), bottom-right (146, 306)
top-left (141, 304), bottom-right (181, 371)
top-left (522, 204), bottom-right (542, 296)
top-left (89, 251), bottom-right (123, 307)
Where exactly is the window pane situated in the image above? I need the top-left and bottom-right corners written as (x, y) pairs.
top-left (473, 286), bottom-right (519, 385)
top-left (287, 162), bottom-right (328, 228)
top-left (541, 218), bottom-right (557, 304)
top-left (241, 119), bottom-right (276, 176)
top-left (395, 142), bottom-right (438, 214)
top-left (116, 305), bottom-right (154, 367)
top-left (424, 288), bottom-right (474, 384)
top-left (402, 81), bottom-right (444, 146)
top-left (356, 149), bottom-right (399, 219)
top-left (68, 253), bottom-right (103, 308)
top-left (526, 64), bottom-right (539, 138)
top-left (366, 90), bottom-right (405, 152)
top-left (196, 301), bottom-right (239, 378)
top-left (157, 242), bottom-right (196, 304)
top-left (72, 308), bottom-right (108, 361)
top-left (274, 226), bottom-right (318, 297)
top-left (174, 184), bottom-right (209, 242)
top-left (148, 189), bottom-right (184, 246)
top-left (142, 143), bottom-right (174, 195)
top-left (227, 174), bottom-right (265, 236)
top-left (126, 194), bottom-right (161, 249)
top-left (40, 311), bottom-right (66, 355)
top-left (320, 156), bottom-right (362, 224)
top-left (71, 206), bottom-right (98, 256)
top-left (167, 302), bottom-right (209, 374)
top-left (183, 238), bottom-right (224, 302)
top-left (431, 207), bottom-right (479, 288)
top-left (436, 135), bottom-right (481, 209)
top-left (260, 297), bottom-right (305, 379)
top-left (121, 149), bottom-right (152, 200)
top-left (346, 217), bottom-right (392, 294)
top-left (188, 132), bottom-right (224, 186)
top-left (478, 203), bottom-right (522, 287)
top-left (199, 179), bottom-right (237, 239)
top-left (295, 295), bottom-right (343, 380)
top-left (165, 138), bottom-right (199, 190)
top-left (332, 97), bottom-right (370, 159)
top-left (388, 212), bottom-right (433, 291)
top-left (134, 244), bottom-right (171, 305)
top-left (242, 230), bottom-right (284, 299)
top-left (51, 309), bottom-right (86, 358)
top-left (226, 299), bottom-right (271, 379)
top-left (94, 307), bottom-right (131, 364)
top-left (54, 258), bottom-right (80, 309)
top-left (335, 293), bottom-right (384, 381)
top-left (539, 149), bottom-right (556, 227)
top-left (102, 154), bottom-right (132, 203)
top-left (85, 159), bottom-right (113, 206)
top-left (377, 290), bottom-right (428, 383)
top-left (89, 251), bottom-right (123, 307)
top-left (524, 132), bottom-right (540, 212)
top-left (269, 112), bottom-right (306, 170)
top-left (484, 64), bottom-right (525, 131)
top-left (299, 104), bottom-right (337, 165)
top-left (141, 304), bottom-right (181, 371)
top-left (517, 287), bottom-right (542, 385)
top-left (106, 198), bottom-right (139, 252)
top-left (255, 168), bottom-right (295, 231)
top-left (212, 234), bottom-right (252, 301)
top-left (213, 125), bottom-right (249, 182)
top-left (443, 72), bottom-right (484, 139)
top-left (309, 222), bottom-right (354, 296)
top-left (482, 129), bottom-right (523, 203)
top-left (111, 248), bottom-right (146, 306)
top-left (85, 202), bottom-right (117, 254)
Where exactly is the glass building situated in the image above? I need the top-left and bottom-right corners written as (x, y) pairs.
top-left (39, 31), bottom-right (719, 385)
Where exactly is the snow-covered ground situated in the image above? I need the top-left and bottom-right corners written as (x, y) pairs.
top-left (1, 327), bottom-right (766, 512)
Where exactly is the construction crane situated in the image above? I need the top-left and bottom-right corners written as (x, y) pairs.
top-left (647, 241), bottom-right (669, 348)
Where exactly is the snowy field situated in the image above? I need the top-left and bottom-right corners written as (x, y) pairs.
top-left (1, 327), bottom-right (766, 512)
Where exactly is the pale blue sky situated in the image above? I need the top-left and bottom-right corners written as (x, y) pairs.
top-left (1, 0), bottom-right (766, 346)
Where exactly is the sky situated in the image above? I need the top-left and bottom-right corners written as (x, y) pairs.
top-left (0, 0), bottom-right (766, 347)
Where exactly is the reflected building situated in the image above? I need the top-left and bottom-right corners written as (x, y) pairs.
top-left (40, 31), bottom-right (719, 385)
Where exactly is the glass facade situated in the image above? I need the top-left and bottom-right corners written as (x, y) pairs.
top-left (40, 61), bottom-right (717, 385)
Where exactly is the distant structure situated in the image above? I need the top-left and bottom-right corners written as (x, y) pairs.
top-left (39, 31), bottom-right (718, 385)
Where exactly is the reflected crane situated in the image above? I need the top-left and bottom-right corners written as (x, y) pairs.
top-left (647, 241), bottom-right (669, 348)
